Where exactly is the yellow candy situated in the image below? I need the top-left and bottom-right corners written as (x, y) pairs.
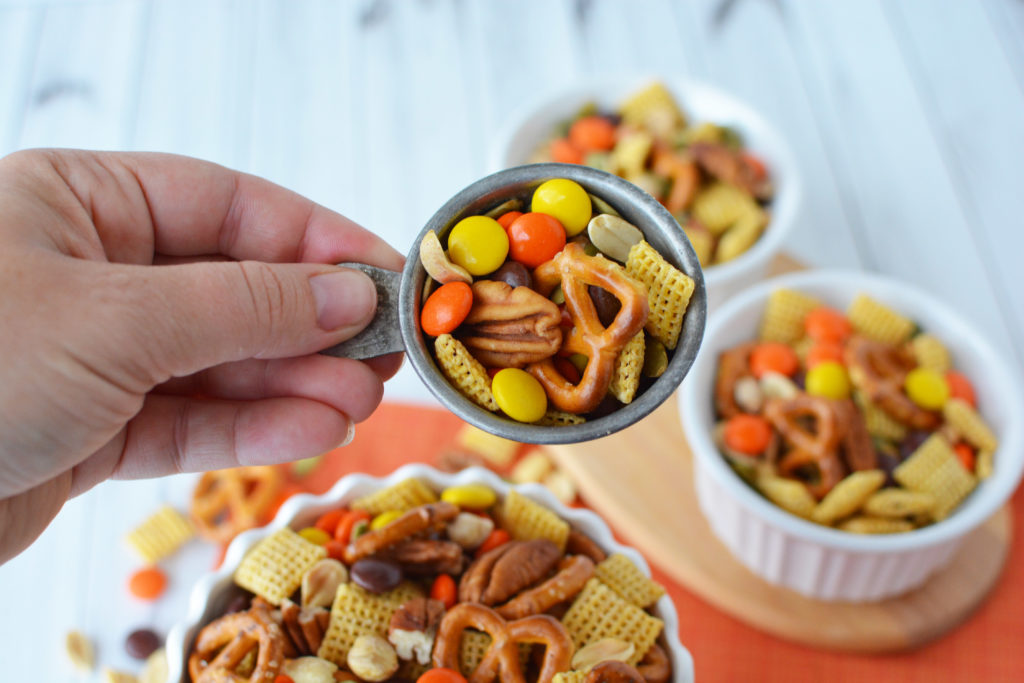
top-left (441, 484), bottom-right (498, 509)
top-left (447, 216), bottom-right (509, 276)
top-left (806, 361), bottom-right (851, 399)
top-left (370, 510), bottom-right (403, 530)
top-left (492, 368), bottom-right (548, 423)
top-left (297, 527), bottom-right (331, 546)
top-left (532, 179), bottom-right (592, 236)
top-left (905, 368), bottom-right (950, 410)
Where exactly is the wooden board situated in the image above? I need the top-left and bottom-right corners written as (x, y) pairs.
top-left (545, 390), bottom-right (1012, 653)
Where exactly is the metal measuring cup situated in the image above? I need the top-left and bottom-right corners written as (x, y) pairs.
top-left (322, 163), bottom-right (706, 444)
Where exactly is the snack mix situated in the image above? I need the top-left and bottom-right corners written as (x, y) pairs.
top-left (713, 289), bottom-right (998, 533)
top-left (421, 175), bottom-right (696, 425)
top-left (187, 479), bottom-right (672, 683)
top-left (534, 82), bottom-right (773, 268)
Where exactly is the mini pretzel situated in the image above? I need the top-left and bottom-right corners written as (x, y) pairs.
top-left (344, 501), bottom-right (459, 564)
top-left (567, 530), bottom-right (607, 564)
top-left (190, 466), bottom-right (282, 544)
top-left (636, 644), bottom-right (670, 683)
top-left (188, 600), bottom-right (285, 683)
top-left (714, 342), bottom-right (755, 419)
top-left (496, 555), bottom-right (595, 620)
top-left (584, 661), bottom-right (646, 683)
top-left (835, 399), bottom-right (878, 472)
top-left (528, 243), bottom-right (649, 414)
top-left (764, 395), bottom-right (845, 499)
top-left (433, 603), bottom-right (573, 683)
top-left (845, 335), bottom-right (940, 430)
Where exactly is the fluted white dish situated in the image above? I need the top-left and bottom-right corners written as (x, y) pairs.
top-left (492, 75), bottom-right (801, 311)
top-left (680, 270), bottom-right (1024, 601)
top-left (166, 464), bottom-right (695, 681)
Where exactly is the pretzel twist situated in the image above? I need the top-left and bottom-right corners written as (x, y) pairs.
top-left (528, 243), bottom-right (649, 414)
top-left (636, 644), bottom-right (670, 683)
top-left (188, 600), bottom-right (285, 683)
top-left (433, 603), bottom-right (573, 683)
top-left (764, 395), bottom-right (845, 499)
top-left (845, 335), bottom-right (940, 430)
top-left (344, 501), bottom-right (459, 564)
top-left (190, 466), bottom-right (282, 544)
top-left (496, 555), bottom-right (595, 620)
top-left (714, 342), bottom-right (756, 419)
top-left (583, 661), bottom-right (646, 683)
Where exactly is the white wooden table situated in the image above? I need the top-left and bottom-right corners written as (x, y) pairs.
top-left (1, 1), bottom-right (1022, 680)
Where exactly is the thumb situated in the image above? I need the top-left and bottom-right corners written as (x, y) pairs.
top-left (121, 260), bottom-right (378, 378)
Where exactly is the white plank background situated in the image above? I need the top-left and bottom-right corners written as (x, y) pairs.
top-left (1, 0), bottom-right (1022, 680)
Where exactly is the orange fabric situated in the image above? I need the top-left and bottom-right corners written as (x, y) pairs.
top-left (293, 402), bottom-right (1024, 682)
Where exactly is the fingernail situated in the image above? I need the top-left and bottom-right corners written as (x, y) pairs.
top-left (340, 421), bottom-right (356, 447)
top-left (310, 269), bottom-right (377, 331)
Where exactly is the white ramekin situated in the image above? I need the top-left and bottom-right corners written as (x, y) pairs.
top-left (166, 464), bottom-right (695, 682)
top-left (491, 75), bottom-right (802, 311)
top-left (680, 270), bottom-right (1024, 602)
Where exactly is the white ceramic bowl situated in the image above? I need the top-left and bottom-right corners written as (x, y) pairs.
top-left (680, 270), bottom-right (1024, 602)
top-left (492, 76), bottom-right (802, 311)
top-left (166, 464), bottom-right (695, 682)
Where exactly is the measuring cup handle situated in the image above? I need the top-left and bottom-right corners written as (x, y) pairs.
top-left (319, 263), bottom-right (406, 360)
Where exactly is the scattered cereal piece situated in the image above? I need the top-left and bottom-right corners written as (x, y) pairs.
top-left (811, 470), bottom-right (887, 525)
top-left (65, 630), bottom-right (95, 671)
top-left (847, 294), bottom-right (915, 346)
top-left (862, 488), bottom-right (936, 519)
top-left (755, 473), bottom-right (817, 519)
top-left (510, 452), bottom-right (554, 484)
top-left (102, 669), bottom-right (138, 683)
top-left (609, 332), bottom-right (645, 404)
top-left (125, 505), bottom-right (194, 564)
top-left (500, 489), bottom-right (570, 551)
top-left (542, 470), bottom-right (578, 505)
top-left (911, 334), bottom-right (951, 373)
top-left (434, 334), bottom-right (499, 411)
top-left (758, 289), bottom-right (821, 344)
top-left (234, 528), bottom-right (327, 605)
top-left (943, 398), bottom-right (998, 453)
top-left (318, 583), bottom-right (424, 666)
top-left (561, 579), bottom-right (663, 667)
top-left (594, 554), bottom-right (665, 609)
top-left (535, 410), bottom-right (587, 427)
top-left (625, 240), bottom-right (695, 350)
top-left (139, 648), bottom-right (168, 683)
top-left (351, 478), bottom-right (438, 516)
top-left (838, 516), bottom-right (915, 534)
top-left (456, 424), bottom-right (520, 467)
top-left (894, 434), bottom-right (977, 519)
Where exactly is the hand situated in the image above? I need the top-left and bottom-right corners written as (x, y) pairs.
top-left (0, 149), bottom-right (405, 562)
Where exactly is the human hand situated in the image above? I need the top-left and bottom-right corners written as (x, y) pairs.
top-left (0, 149), bottom-right (405, 562)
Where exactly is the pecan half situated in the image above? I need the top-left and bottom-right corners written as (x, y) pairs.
top-left (457, 280), bottom-right (562, 367)
top-left (278, 599), bottom-right (330, 656)
top-left (459, 539), bottom-right (561, 605)
top-left (380, 539), bottom-right (465, 576)
top-left (388, 598), bottom-right (446, 665)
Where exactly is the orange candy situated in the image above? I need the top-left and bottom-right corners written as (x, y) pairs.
top-left (497, 211), bottom-right (523, 229)
top-left (275, 675), bottom-right (296, 683)
top-left (324, 539), bottom-right (346, 562)
top-left (954, 443), bottom-right (976, 472)
top-left (550, 138), bottom-right (584, 165)
top-left (418, 669), bottom-right (468, 683)
top-left (806, 341), bottom-right (845, 369)
top-left (128, 567), bottom-right (168, 601)
top-left (506, 212), bottom-right (567, 268)
top-left (314, 509), bottom-right (345, 536)
top-left (749, 342), bottom-right (799, 378)
top-left (421, 282), bottom-right (474, 337)
top-left (430, 573), bottom-right (457, 609)
top-left (568, 115), bottom-right (617, 152)
top-left (804, 307), bottom-right (852, 343)
top-left (722, 414), bottom-right (774, 455)
top-left (946, 371), bottom-right (977, 408)
top-left (334, 509), bottom-right (372, 544)
top-left (474, 529), bottom-right (511, 558)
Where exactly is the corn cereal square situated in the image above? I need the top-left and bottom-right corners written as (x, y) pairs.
top-left (838, 516), bottom-right (915, 534)
top-left (714, 207), bottom-right (767, 264)
top-left (618, 82), bottom-right (685, 136)
top-left (976, 450), bottom-right (994, 480)
top-left (500, 489), bottom-right (570, 551)
top-left (811, 470), bottom-right (887, 525)
top-left (862, 488), bottom-right (936, 518)
top-left (691, 183), bottom-right (753, 236)
top-left (847, 294), bottom-right (915, 346)
top-left (125, 505), bottom-right (194, 563)
top-left (456, 630), bottom-right (529, 676)
top-left (943, 399), bottom-right (998, 452)
top-left (894, 434), bottom-right (977, 519)
top-left (553, 672), bottom-right (588, 683)
top-left (435, 334), bottom-right (499, 411)
top-left (758, 289), bottom-right (820, 344)
top-left (351, 478), bottom-right (438, 515)
top-left (911, 334), bottom-right (951, 373)
top-left (234, 528), bottom-right (326, 605)
top-left (535, 410), bottom-right (587, 427)
top-left (756, 474), bottom-right (817, 519)
top-left (456, 424), bottom-right (520, 466)
top-left (853, 391), bottom-right (907, 441)
top-left (609, 332), bottom-right (645, 404)
top-left (561, 579), bottom-right (663, 666)
top-left (594, 554), bottom-right (665, 609)
top-left (318, 582), bottom-right (423, 665)
top-left (625, 240), bottom-right (695, 350)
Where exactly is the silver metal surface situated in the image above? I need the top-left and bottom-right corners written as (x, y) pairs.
top-left (320, 263), bottom-right (404, 360)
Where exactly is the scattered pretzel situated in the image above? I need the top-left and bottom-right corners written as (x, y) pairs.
top-left (845, 335), bottom-right (940, 430)
top-left (188, 600), bottom-right (285, 683)
top-left (344, 501), bottom-right (459, 564)
top-left (190, 466), bottom-right (282, 544)
top-left (764, 395), bottom-right (845, 499)
top-left (583, 661), bottom-right (646, 683)
top-left (433, 603), bottom-right (573, 683)
top-left (714, 343), bottom-right (755, 419)
top-left (528, 243), bottom-right (649, 414)
top-left (636, 644), bottom-right (670, 683)
top-left (496, 555), bottom-right (595, 620)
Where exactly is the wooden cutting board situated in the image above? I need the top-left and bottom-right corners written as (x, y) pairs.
top-left (543, 255), bottom-right (1012, 653)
